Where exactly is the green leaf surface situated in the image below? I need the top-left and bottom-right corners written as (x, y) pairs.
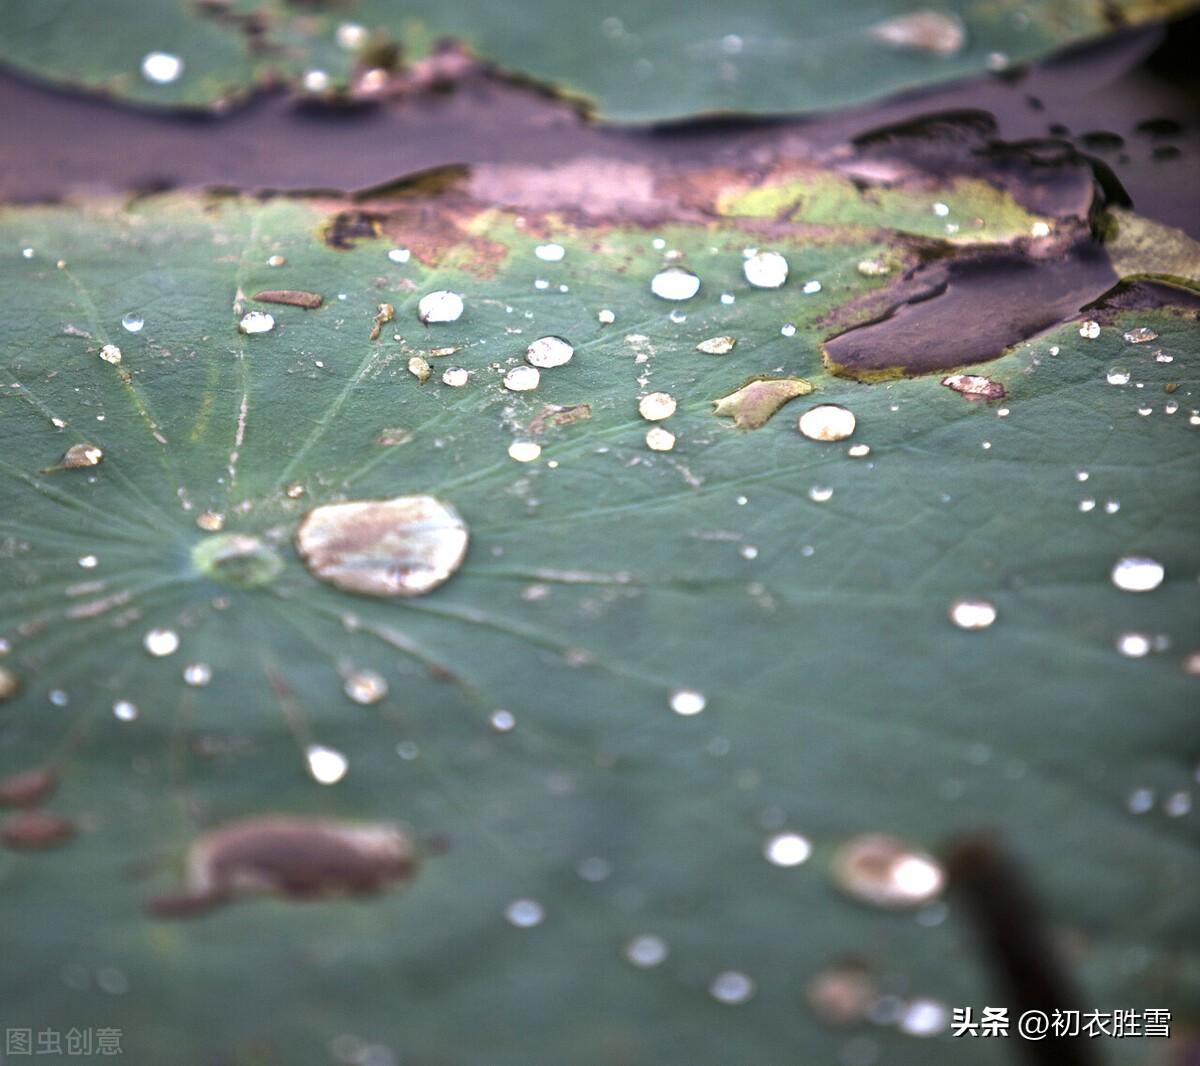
top-left (0, 0), bottom-right (1194, 120)
top-left (0, 172), bottom-right (1198, 1066)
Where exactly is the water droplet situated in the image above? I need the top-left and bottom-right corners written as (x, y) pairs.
top-left (54, 443), bottom-right (103, 470)
top-left (739, 545), bottom-right (758, 560)
top-left (534, 243), bottom-right (564, 262)
top-left (802, 280), bottom-right (822, 295)
top-left (508, 441), bottom-right (541, 463)
top-left (302, 69), bottom-right (330, 93)
top-left (1076, 470), bottom-right (1089, 482)
top-left (504, 365), bottom-right (540, 392)
top-left (195, 510), bottom-right (225, 532)
top-left (306, 745), bottom-right (348, 785)
top-left (1116, 633), bottom-right (1152, 658)
top-left (533, 279), bottom-right (549, 290)
top-left (143, 628), bottom-right (180, 657)
top-left (183, 662), bottom-right (212, 687)
top-left (489, 709), bottom-right (516, 732)
top-left (1030, 221), bottom-right (1051, 238)
top-left (743, 251), bottom-right (788, 289)
top-left (1127, 787), bottom-right (1154, 814)
top-left (122, 312), bottom-right (146, 334)
top-left (764, 832), bottom-right (811, 867)
top-left (525, 336), bottom-right (574, 368)
top-left (441, 366), bottom-right (468, 387)
top-left (99, 344), bottom-right (122, 365)
top-left (49, 689), bottom-right (68, 707)
top-left (343, 669), bottom-right (387, 705)
top-left (418, 291), bottom-right (464, 324)
top-left (644, 427), bottom-right (676, 452)
top-left (798, 404), bottom-right (856, 442)
top-left (650, 267), bottom-right (700, 301)
top-left (1155, 350), bottom-right (1174, 363)
top-left (1106, 367), bottom-right (1130, 385)
top-left (78, 554), bottom-right (98, 569)
top-left (504, 898), bottom-right (544, 928)
top-left (668, 309), bottom-right (687, 324)
top-left (141, 52), bottom-right (183, 84)
top-left (1079, 320), bottom-right (1101, 339)
top-left (113, 700), bottom-right (138, 722)
top-left (847, 443), bottom-right (871, 458)
top-left (931, 202), bottom-right (950, 217)
top-left (900, 999), bottom-right (950, 1037)
top-left (808, 485), bottom-right (833, 503)
top-left (267, 254), bottom-right (286, 267)
top-left (857, 258), bottom-right (890, 276)
top-left (239, 311), bottom-right (275, 335)
top-left (720, 293), bottom-right (736, 305)
top-left (1124, 327), bottom-right (1158, 344)
top-left (870, 11), bottom-right (965, 54)
top-left (1165, 400), bottom-right (1179, 414)
top-left (191, 533), bottom-right (283, 588)
top-left (831, 833), bottom-right (945, 908)
top-left (387, 248), bottom-right (411, 264)
top-left (20, 247), bottom-right (33, 259)
top-left (296, 496), bottom-right (469, 598)
top-left (710, 971), bottom-right (756, 1005)
top-left (697, 335), bottom-right (736, 355)
top-left (669, 689), bottom-right (706, 716)
top-left (1111, 556), bottom-right (1164, 592)
top-left (638, 392), bottom-right (677, 421)
top-left (336, 22), bottom-right (367, 50)
top-left (1164, 791), bottom-right (1192, 817)
top-left (949, 599), bottom-right (996, 630)
top-left (624, 935), bottom-right (668, 968)
top-left (597, 309), bottom-right (615, 325)
top-left (1137, 404), bottom-right (1153, 416)
top-left (1079, 498), bottom-right (1096, 513)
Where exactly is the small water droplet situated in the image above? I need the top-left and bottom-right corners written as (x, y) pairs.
top-left (1030, 221), bottom-right (1051, 238)
top-left (1127, 787), bottom-right (1154, 814)
top-left (899, 999), bottom-right (950, 1037)
top-left (533, 279), bottom-right (549, 290)
top-left (534, 243), bottom-right (565, 262)
top-left (1155, 350), bottom-right (1174, 363)
top-left (143, 628), bottom-right (180, 657)
top-left (1116, 633), bottom-right (1152, 658)
top-left (267, 254), bottom-right (286, 267)
top-left (336, 22), bottom-right (367, 49)
top-left (387, 248), bottom-right (411, 264)
top-left (931, 202), bottom-right (950, 217)
top-left (1123, 326), bottom-right (1158, 344)
top-left (764, 832), bottom-right (811, 867)
top-left (597, 309), bottom-right (615, 325)
top-left (504, 898), bottom-right (544, 928)
top-left (1137, 404), bottom-right (1153, 416)
top-left (949, 599), bottom-right (996, 630)
top-left (239, 311), bottom-right (275, 335)
top-left (668, 309), bottom-right (687, 324)
top-left (1111, 556), bottom-right (1164, 592)
top-left (802, 279), bottom-right (822, 295)
top-left (1078, 498), bottom-right (1096, 512)
top-left (798, 404), bottom-right (856, 442)
top-left (638, 392), bottom-right (677, 421)
top-left (489, 709), bottom-right (516, 732)
top-left (112, 700), bottom-right (138, 722)
top-left (306, 745), bottom-right (348, 785)
top-left (441, 366), bottom-right (468, 387)
top-left (343, 669), bottom-right (387, 705)
top-left (507, 441), bottom-right (542, 463)
top-left (650, 267), bottom-right (700, 301)
top-left (78, 554), bottom-right (98, 568)
top-left (739, 545), bottom-right (758, 560)
top-left (296, 496), bottom-right (468, 598)
top-left (525, 336), bottom-right (574, 368)
top-left (808, 485), bottom-right (833, 503)
top-left (832, 833), bottom-right (945, 907)
top-left (195, 510), bottom-right (225, 532)
top-left (99, 344), bottom-right (122, 365)
top-left (710, 971), bottom-right (755, 1005)
top-left (1079, 320), bottom-right (1101, 339)
top-left (121, 312), bottom-right (144, 333)
top-left (141, 51), bottom-right (183, 84)
top-left (504, 365), bottom-right (540, 392)
top-left (624, 934), bottom-right (668, 968)
top-left (743, 251), bottom-right (788, 289)
top-left (644, 427), bottom-right (676, 452)
top-left (669, 689), bottom-right (706, 716)
top-left (418, 291), bottom-right (464, 324)
top-left (576, 856), bottom-right (610, 882)
top-left (1106, 367), bottom-right (1130, 385)
top-left (1164, 791), bottom-right (1192, 817)
top-left (183, 662), bottom-right (212, 687)
top-left (720, 292), bottom-right (736, 305)
top-left (847, 443), bottom-right (871, 458)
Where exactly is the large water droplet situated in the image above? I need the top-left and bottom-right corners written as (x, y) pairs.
top-left (638, 392), bottom-right (677, 421)
top-left (669, 689), bottom-right (706, 716)
top-left (504, 366), bottom-right (541, 392)
top-left (239, 311), bottom-right (275, 335)
top-left (831, 833), bottom-right (945, 908)
top-left (644, 427), bottom-right (676, 452)
top-left (441, 366), bottom-right (468, 387)
top-left (296, 496), bottom-right (469, 598)
top-left (1111, 556), bottom-right (1164, 592)
top-left (1106, 367), bottom-right (1131, 385)
top-left (120, 312), bottom-right (144, 333)
top-left (743, 251), bottom-right (788, 289)
top-left (650, 267), bottom-right (700, 301)
top-left (764, 832), bottom-right (811, 867)
top-left (306, 745), bottom-right (348, 785)
top-left (525, 336), bottom-right (574, 368)
top-left (418, 291), bottom-right (464, 324)
top-left (1116, 632), bottom-right (1152, 658)
top-left (507, 441), bottom-right (542, 463)
top-left (141, 52), bottom-right (183, 84)
top-left (949, 598), bottom-right (996, 630)
top-left (798, 404), bottom-right (856, 442)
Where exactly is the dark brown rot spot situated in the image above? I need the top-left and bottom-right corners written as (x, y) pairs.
top-left (252, 289), bottom-right (324, 309)
top-left (147, 816), bottom-right (418, 918)
top-left (322, 210), bottom-right (385, 250)
top-left (1, 810), bottom-right (75, 850)
top-left (0, 767), bottom-right (59, 808)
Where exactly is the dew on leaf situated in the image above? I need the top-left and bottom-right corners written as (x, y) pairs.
top-left (949, 599), bottom-right (996, 630)
top-left (710, 971), bottom-right (756, 1005)
top-left (764, 832), bottom-right (812, 867)
top-left (798, 404), bottom-right (856, 442)
top-left (120, 312), bottom-right (144, 333)
top-left (525, 336), bottom-right (574, 368)
top-left (344, 669), bottom-right (388, 705)
top-left (869, 10), bottom-right (965, 55)
top-left (183, 663), bottom-right (212, 687)
top-left (900, 999), bottom-right (950, 1037)
top-left (504, 365), bottom-right (540, 392)
top-left (2, 811), bottom-right (75, 851)
top-left (625, 935), bottom-right (668, 968)
top-left (931, 201), bottom-right (950, 217)
top-left (1079, 499), bottom-right (1096, 513)
top-left (669, 689), bottom-right (706, 716)
top-left (508, 441), bottom-right (542, 463)
top-left (802, 280), bottom-right (822, 295)
top-left (597, 309), bottom-right (615, 325)
top-left (638, 392), bottom-right (677, 421)
top-left (1124, 327), bottom-right (1159, 344)
top-left (645, 427), bottom-right (676, 452)
top-left (534, 243), bottom-right (565, 262)
top-left (267, 255), bottom-right (286, 267)
top-left (848, 443), bottom-right (871, 458)
top-left (1127, 787), bottom-right (1154, 814)
top-left (650, 267), bottom-right (700, 301)
top-left (387, 248), bottom-right (411, 264)
top-left (504, 899), bottom-right (544, 928)
top-left (831, 833), bottom-right (945, 908)
top-left (743, 251), bottom-right (788, 289)
top-left (238, 311), bottom-right (275, 335)
top-left (696, 336), bottom-right (736, 355)
top-left (141, 51), bottom-right (183, 84)
top-left (1079, 320), bottom-right (1101, 339)
top-left (713, 378), bottom-right (813, 430)
top-left (441, 366), bottom-right (468, 387)
top-left (1106, 367), bottom-right (1131, 385)
top-left (143, 628), bottom-right (180, 657)
top-left (720, 293), bottom-right (736, 305)
top-left (336, 22), bottom-right (367, 49)
top-left (418, 291), bottom-right (464, 324)
top-left (1111, 556), bottom-right (1164, 592)
top-left (306, 745), bottom-right (349, 785)
top-left (780, 324), bottom-right (796, 337)
top-left (113, 700), bottom-right (138, 722)
top-left (296, 496), bottom-right (469, 598)
top-left (489, 709), bottom-right (516, 732)
top-left (98, 344), bottom-right (121, 365)
top-left (1116, 633), bottom-right (1152, 658)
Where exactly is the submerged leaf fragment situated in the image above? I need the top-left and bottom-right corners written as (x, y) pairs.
top-left (869, 11), bottom-right (966, 55)
top-left (252, 290), bottom-right (323, 310)
top-left (713, 378), bottom-right (813, 429)
top-left (941, 374), bottom-right (1006, 402)
top-left (296, 496), bottom-right (469, 598)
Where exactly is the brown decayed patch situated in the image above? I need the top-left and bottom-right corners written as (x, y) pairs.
top-left (1, 810), bottom-right (75, 850)
top-left (0, 767), bottom-right (59, 808)
top-left (252, 289), bottom-right (323, 309)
